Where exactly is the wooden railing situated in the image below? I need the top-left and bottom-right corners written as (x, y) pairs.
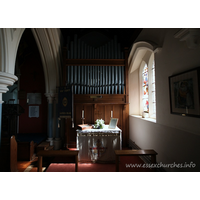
top-left (37, 150), bottom-right (79, 172)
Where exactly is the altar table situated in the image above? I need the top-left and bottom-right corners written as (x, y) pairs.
top-left (76, 125), bottom-right (122, 163)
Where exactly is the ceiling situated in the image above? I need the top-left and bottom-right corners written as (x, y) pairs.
top-left (17, 28), bottom-right (143, 63)
top-left (60, 28), bottom-right (142, 50)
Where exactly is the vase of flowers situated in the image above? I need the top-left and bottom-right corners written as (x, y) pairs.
top-left (94, 119), bottom-right (105, 129)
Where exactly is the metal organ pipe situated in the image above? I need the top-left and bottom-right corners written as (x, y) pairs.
top-left (66, 34), bottom-right (124, 95)
top-left (67, 50), bottom-right (70, 85)
top-left (117, 43), bottom-right (121, 94)
top-left (99, 46), bottom-right (102, 94)
top-left (104, 43), bottom-right (108, 94)
top-left (79, 40), bottom-right (82, 92)
top-left (102, 45), bottom-right (105, 94)
top-left (77, 38), bottom-right (81, 94)
top-left (121, 52), bottom-right (124, 94)
top-left (84, 43), bottom-right (88, 94)
top-left (74, 35), bottom-right (77, 94)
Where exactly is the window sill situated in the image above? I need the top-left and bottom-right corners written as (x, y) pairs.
top-left (130, 115), bottom-right (156, 123)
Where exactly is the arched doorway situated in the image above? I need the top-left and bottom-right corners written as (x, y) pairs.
top-left (18, 29), bottom-right (48, 134)
top-left (2, 28), bottom-right (48, 144)
top-left (0, 28), bottom-right (63, 150)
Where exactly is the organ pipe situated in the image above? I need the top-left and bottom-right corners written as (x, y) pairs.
top-left (66, 34), bottom-right (125, 94)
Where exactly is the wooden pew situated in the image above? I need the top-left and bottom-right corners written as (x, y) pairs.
top-left (17, 141), bottom-right (35, 161)
top-left (0, 136), bottom-right (18, 172)
top-left (115, 149), bottom-right (158, 172)
top-left (10, 136), bottom-right (18, 172)
top-left (37, 150), bottom-right (79, 172)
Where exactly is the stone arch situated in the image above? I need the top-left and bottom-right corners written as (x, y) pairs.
top-left (0, 28), bottom-right (62, 101)
top-left (128, 41), bottom-right (159, 115)
top-left (128, 41), bottom-right (155, 74)
top-left (31, 28), bottom-right (63, 95)
top-left (0, 29), bottom-right (25, 100)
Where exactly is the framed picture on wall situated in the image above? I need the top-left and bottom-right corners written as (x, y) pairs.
top-left (169, 67), bottom-right (200, 117)
top-left (108, 118), bottom-right (118, 129)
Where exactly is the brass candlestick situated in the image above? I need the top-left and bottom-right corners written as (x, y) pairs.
top-left (81, 118), bottom-right (85, 124)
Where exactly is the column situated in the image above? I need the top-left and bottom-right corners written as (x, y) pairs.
top-left (45, 93), bottom-right (55, 146)
top-left (54, 92), bottom-right (62, 150)
top-left (0, 96), bottom-right (3, 149)
top-left (0, 72), bottom-right (18, 149)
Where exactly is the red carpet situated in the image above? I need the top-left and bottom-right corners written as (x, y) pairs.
top-left (46, 156), bottom-right (152, 172)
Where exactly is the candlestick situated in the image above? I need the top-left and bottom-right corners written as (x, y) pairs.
top-left (111, 110), bottom-right (113, 118)
top-left (81, 118), bottom-right (85, 124)
top-left (82, 110), bottom-right (84, 118)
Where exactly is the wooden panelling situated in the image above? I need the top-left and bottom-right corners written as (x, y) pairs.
top-left (83, 104), bottom-right (94, 124)
top-left (74, 94), bottom-right (126, 104)
top-left (65, 97), bottom-right (129, 148)
top-left (122, 104), bottom-right (129, 147)
top-left (94, 105), bottom-right (105, 122)
top-left (104, 105), bottom-right (113, 124)
top-left (75, 104), bottom-right (83, 125)
top-left (113, 105), bottom-right (123, 129)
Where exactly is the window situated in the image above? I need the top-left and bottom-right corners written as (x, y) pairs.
top-left (128, 41), bottom-right (157, 121)
top-left (139, 54), bottom-right (156, 119)
top-left (142, 63), bottom-right (149, 112)
top-left (150, 60), bottom-right (156, 118)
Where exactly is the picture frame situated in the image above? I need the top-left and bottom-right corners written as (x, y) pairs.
top-left (29, 106), bottom-right (39, 118)
top-left (169, 67), bottom-right (200, 118)
top-left (108, 118), bottom-right (118, 129)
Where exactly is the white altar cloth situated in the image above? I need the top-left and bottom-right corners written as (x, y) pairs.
top-left (76, 125), bottom-right (122, 162)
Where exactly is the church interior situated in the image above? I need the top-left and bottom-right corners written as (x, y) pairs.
top-left (0, 28), bottom-right (200, 173)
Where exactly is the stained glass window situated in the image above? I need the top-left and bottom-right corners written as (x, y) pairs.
top-left (151, 61), bottom-right (156, 117)
top-left (139, 55), bottom-right (156, 120)
top-left (142, 64), bottom-right (149, 112)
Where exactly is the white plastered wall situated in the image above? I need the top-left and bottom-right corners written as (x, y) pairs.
top-left (128, 28), bottom-right (200, 171)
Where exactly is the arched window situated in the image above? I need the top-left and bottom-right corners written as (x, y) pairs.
top-left (128, 41), bottom-right (157, 121)
top-left (139, 54), bottom-right (156, 119)
top-left (142, 63), bottom-right (149, 113)
top-left (148, 54), bottom-right (156, 119)
top-left (150, 60), bottom-right (156, 118)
